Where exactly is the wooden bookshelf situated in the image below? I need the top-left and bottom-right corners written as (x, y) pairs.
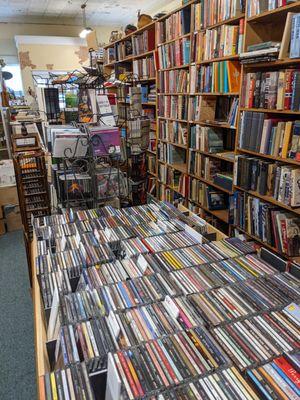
top-left (233, 0), bottom-right (300, 260)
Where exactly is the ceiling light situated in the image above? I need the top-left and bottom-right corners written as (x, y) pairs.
top-left (79, 3), bottom-right (93, 38)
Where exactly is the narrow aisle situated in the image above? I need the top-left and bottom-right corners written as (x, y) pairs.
top-left (0, 230), bottom-right (36, 400)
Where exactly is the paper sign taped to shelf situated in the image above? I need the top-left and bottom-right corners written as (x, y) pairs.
top-left (108, 311), bottom-right (120, 339)
top-left (185, 224), bottom-right (203, 244)
top-left (163, 295), bottom-right (179, 319)
top-left (137, 254), bottom-right (148, 273)
top-left (106, 353), bottom-right (121, 400)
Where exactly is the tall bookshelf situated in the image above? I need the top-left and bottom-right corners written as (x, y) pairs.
top-left (233, 1), bottom-right (300, 261)
top-left (104, 0), bottom-right (300, 260)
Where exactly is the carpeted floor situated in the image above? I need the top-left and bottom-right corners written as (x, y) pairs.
top-left (0, 230), bottom-right (36, 399)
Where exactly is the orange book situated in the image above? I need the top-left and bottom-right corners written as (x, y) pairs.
top-left (227, 61), bottom-right (241, 93)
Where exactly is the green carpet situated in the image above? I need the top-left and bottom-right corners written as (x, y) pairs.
top-left (0, 230), bottom-right (36, 399)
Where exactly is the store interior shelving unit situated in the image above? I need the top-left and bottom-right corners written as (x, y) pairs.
top-left (234, 1), bottom-right (300, 262)
top-left (104, 0), bottom-right (300, 261)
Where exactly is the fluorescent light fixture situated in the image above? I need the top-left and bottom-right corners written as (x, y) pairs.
top-left (79, 27), bottom-right (93, 38)
top-left (79, 4), bottom-right (93, 38)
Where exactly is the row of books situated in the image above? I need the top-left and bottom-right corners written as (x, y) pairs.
top-left (241, 69), bottom-right (300, 111)
top-left (190, 61), bottom-right (241, 93)
top-left (200, 22), bottom-right (244, 61)
top-left (188, 96), bottom-right (239, 128)
top-left (238, 112), bottom-right (300, 160)
top-left (159, 120), bottom-right (188, 145)
top-left (156, 8), bottom-right (191, 44)
top-left (132, 56), bottom-right (155, 80)
top-left (189, 152), bottom-right (233, 191)
top-left (190, 125), bottom-right (224, 153)
top-left (235, 155), bottom-right (300, 207)
top-left (158, 142), bottom-right (186, 165)
top-left (157, 38), bottom-right (191, 70)
top-left (132, 29), bottom-right (155, 56)
top-left (247, 0), bottom-right (297, 17)
top-left (200, 0), bottom-right (245, 29)
top-left (158, 95), bottom-right (189, 120)
top-left (234, 190), bottom-right (300, 256)
top-left (189, 178), bottom-right (229, 211)
top-left (158, 69), bottom-right (189, 94)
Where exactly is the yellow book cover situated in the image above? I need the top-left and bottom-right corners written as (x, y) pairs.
top-left (281, 121), bottom-right (293, 158)
top-left (50, 372), bottom-right (58, 400)
top-left (227, 61), bottom-right (241, 93)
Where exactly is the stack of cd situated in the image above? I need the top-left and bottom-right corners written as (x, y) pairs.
top-left (59, 319), bottom-right (115, 371)
top-left (60, 290), bottom-right (106, 324)
top-left (95, 274), bottom-right (181, 313)
top-left (142, 231), bottom-right (202, 253)
top-left (159, 366), bottom-right (260, 400)
top-left (247, 353), bottom-right (300, 399)
top-left (39, 270), bottom-right (72, 310)
top-left (121, 238), bottom-right (149, 258)
top-left (40, 362), bottom-right (95, 400)
top-left (36, 249), bottom-right (84, 275)
top-left (109, 327), bottom-right (229, 398)
top-left (213, 309), bottom-right (299, 370)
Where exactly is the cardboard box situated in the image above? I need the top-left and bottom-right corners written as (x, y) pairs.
top-left (0, 185), bottom-right (19, 206)
top-left (0, 160), bottom-right (15, 186)
top-left (0, 219), bottom-right (5, 235)
top-left (5, 205), bottom-right (22, 232)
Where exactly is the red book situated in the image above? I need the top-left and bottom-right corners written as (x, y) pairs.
top-left (248, 73), bottom-right (256, 108)
top-left (284, 70), bottom-right (295, 110)
top-left (274, 357), bottom-right (300, 389)
top-left (280, 219), bottom-right (288, 253)
top-left (117, 351), bottom-right (139, 398)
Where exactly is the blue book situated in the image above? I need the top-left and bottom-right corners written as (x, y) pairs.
top-left (246, 370), bottom-right (274, 400)
top-left (290, 14), bottom-right (300, 58)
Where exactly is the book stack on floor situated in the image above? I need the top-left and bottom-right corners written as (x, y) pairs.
top-left (33, 199), bottom-right (300, 400)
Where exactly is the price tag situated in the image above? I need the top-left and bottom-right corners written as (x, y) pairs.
top-left (185, 224), bottom-right (203, 244)
top-left (137, 254), bottom-right (148, 273)
top-left (75, 229), bottom-right (81, 246)
top-left (79, 242), bottom-right (87, 258)
top-left (108, 311), bottom-right (120, 339)
top-left (61, 235), bottom-right (67, 251)
top-left (163, 295), bottom-right (179, 319)
top-left (105, 227), bottom-right (112, 240)
top-left (93, 228), bottom-right (100, 241)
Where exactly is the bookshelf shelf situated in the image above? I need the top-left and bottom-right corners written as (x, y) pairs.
top-left (158, 160), bottom-right (187, 174)
top-left (200, 14), bottom-right (245, 31)
top-left (190, 92), bottom-right (240, 96)
top-left (239, 107), bottom-right (300, 115)
top-left (235, 185), bottom-right (300, 215)
top-left (142, 102), bottom-right (156, 106)
top-left (197, 54), bottom-right (240, 65)
top-left (189, 198), bottom-right (229, 223)
top-left (158, 116), bottom-right (188, 123)
top-left (190, 120), bottom-right (236, 129)
top-left (146, 149), bottom-right (156, 155)
top-left (237, 148), bottom-right (300, 166)
top-left (157, 33), bottom-right (191, 46)
top-left (247, 3), bottom-right (300, 24)
top-left (160, 140), bottom-right (187, 149)
top-left (189, 173), bottom-right (233, 195)
top-left (158, 93), bottom-right (189, 96)
top-left (159, 65), bottom-right (190, 71)
top-left (193, 150), bottom-right (235, 163)
top-left (243, 58), bottom-right (300, 68)
top-left (147, 170), bottom-right (157, 177)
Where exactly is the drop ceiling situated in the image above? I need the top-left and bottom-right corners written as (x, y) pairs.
top-left (0, 0), bottom-right (175, 25)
